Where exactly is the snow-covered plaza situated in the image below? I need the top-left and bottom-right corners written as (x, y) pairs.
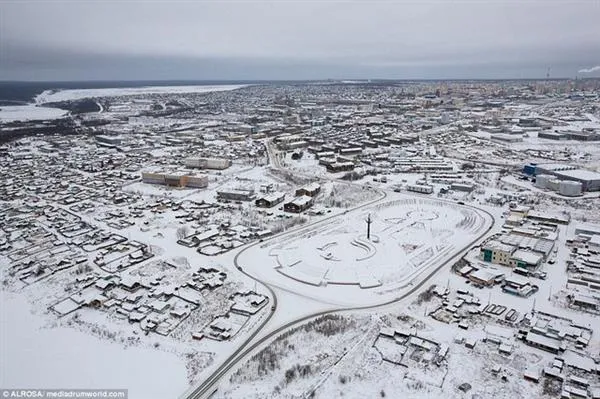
top-left (238, 195), bottom-right (493, 306)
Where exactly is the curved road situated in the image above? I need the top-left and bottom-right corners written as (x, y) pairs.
top-left (183, 195), bottom-right (495, 399)
top-left (183, 139), bottom-right (497, 399)
top-left (181, 173), bottom-right (387, 399)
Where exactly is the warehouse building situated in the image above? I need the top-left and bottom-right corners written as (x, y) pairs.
top-left (95, 135), bottom-right (123, 147)
top-left (326, 162), bottom-right (355, 173)
top-left (315, 151), bottom-right (335, 159)
top-left (523, 163), bottom-right (600, 192)
top-left (217, 189), bottom-right (256, 202)
top-left (451, 183), bottom-right (475, 192)
top-left (387, 134), bottom-right (419, 144)
top-left (553, 169), bottom-right (600, 192)
top-left (574, 223), bottom-right (600, 237)
top-left (468, 268), bottom-right (504, 287)
top-left (491, 133), bottom-right (523, 143)
top-left (406, 184), bottom-right (434, 194)
top-left (393, 158), bottom-right (454, 172)
top-left (523, 332), bottom-right (563, 354)
top-left (510, 249), bottom-right (543, 270)
top-left (141, 171), bottom-right (208, 188)
top-left (184, 157), bottom-right (231, 170)
top-left (568, 131), bottom-right (600, 141)
top-left (534, 163), bottom-right (576, 176)
top-left (339, 147), bottom-right (363, 156)
top-left (527, 211), bottom-right (570, 225)
top-left (538, 131), bottom-right (568, 141)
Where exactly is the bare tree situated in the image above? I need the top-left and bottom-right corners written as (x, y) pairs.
top-left (176, 226), bottom-right (190, 240)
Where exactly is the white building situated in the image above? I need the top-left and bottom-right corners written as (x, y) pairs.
top-left (406, 184), bottom-right (434, 194)
top-left (184, 157), bottom-right (231, 170)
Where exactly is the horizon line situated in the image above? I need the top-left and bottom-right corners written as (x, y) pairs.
top-left (1, 77), bottom-right (597, 84)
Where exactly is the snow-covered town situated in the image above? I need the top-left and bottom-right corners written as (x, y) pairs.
top-left (2, 78), bottom-right (600, 399)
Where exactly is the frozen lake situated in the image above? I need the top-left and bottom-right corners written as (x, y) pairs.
top-left (0, 104), bottom-right (68, 123)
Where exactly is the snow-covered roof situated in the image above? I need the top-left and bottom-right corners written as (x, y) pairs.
top-left (260, 191), bottom-right (285, 202)
top-left (555, 168), bottom-right (600, 181)
top-left (512, 249), bottom-right (543, 265)
top-left (483, 239), bottom-right (514, 253)
top-left (290, 195), bottom-right (313, 206)
top-left (470, 268), bottom-right (503, 282)
top-left (525, 332), bottom-right (561, 350)
top-left (300, 182), bottom-right (321, 192)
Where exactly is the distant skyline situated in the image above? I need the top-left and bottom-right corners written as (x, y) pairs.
top-left (1, 0), bottom-right (599, 81)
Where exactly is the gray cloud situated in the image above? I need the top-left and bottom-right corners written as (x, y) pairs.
top-left (1, 0), bottom-right (599, 80)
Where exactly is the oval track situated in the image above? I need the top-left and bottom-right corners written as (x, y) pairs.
top-left (182, 192), bottom-right (495, 399)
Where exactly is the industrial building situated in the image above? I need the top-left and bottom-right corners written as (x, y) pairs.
top-left (393, 158), bottom-right (454, 172)
top-left (502, 276), bottom-right (538, 297)
top-left (491, 133), bottom-right (523, 143)
top-left (552, 169), bottom-right (600, 192)
top-left (283, 195), bottom-right (314, 213)
top-left (559, 181), bottom-right (583, 197)
top-left (450, 183), bottom-right (475, 192)
top-left (184, 157), bottom-right (231, 170)
top-left (533, 163), bottom-right (577, 176)
top-left (568, 131), bottom-right (600, 141)
top-left (339, 147), bottom-right (363, 156)
top-left (538, 131), bottom-right (568, 141)
top-left (481, 230), bottom-right (551, 270)
top-left (254, 192), bottom-right (286, 208)
top-left (315, 151), bottom-right (335, 159)
top-left (325, 162), bottom-right (355, 173)
top-left (525, 163), bottom-right (600, 192)
top-left (510, 249), bottom-right (543, 269)
top-left (95, 135), bottom-right (123, 147)
top-left (527, 211), bottom-right (570, 225)
top-left (141, 171), bottom-right (208, 188)
top-left (468, 268), bottom-right (504, 287)
top-left (481, 240), bottom-right (514, 266)
top-left (406, 184), bottom-right (434, 194)
top-left (217, 189), bottom-right (256, 201)
top-left (574, 223), bottom-right (600, 237)
top-left (501, 232), bottom-right (554, 256)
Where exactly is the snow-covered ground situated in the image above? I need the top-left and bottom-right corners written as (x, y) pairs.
top-left (216, 308), bottom-right (547, 399)
top-left (34, 85), bottom-right (247, 104)
top-left (2, 81), bottom-right (599, 399)
top-left (238, 193), bottom-right (492, 307)
top-left (0, 104), bottom-right (69, 122)
top-left (0, 291), bottom-right (188, 399)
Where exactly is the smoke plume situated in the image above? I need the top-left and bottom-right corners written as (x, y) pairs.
top-left (578, 66), bottom-right (600, 73)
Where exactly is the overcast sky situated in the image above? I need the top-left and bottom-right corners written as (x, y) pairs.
top-left (1, 0), bottom-right (599, 81)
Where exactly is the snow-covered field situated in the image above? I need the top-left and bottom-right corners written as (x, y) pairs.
top-left (0, 291), bottom-right (188, 399)
top-left (0, 104), bottom-right (69, 122)
top-left (34, 85), bottom-right (247, 104)
top-left (217, 309), bottom-right (546, 399)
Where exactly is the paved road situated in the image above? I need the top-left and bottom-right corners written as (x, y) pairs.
top-left (182, 198), bottom-right (495, 399)
top-left (181, 177), bottom-right (387, 399)
top-left (182, 139), bottom-right (496, 399)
